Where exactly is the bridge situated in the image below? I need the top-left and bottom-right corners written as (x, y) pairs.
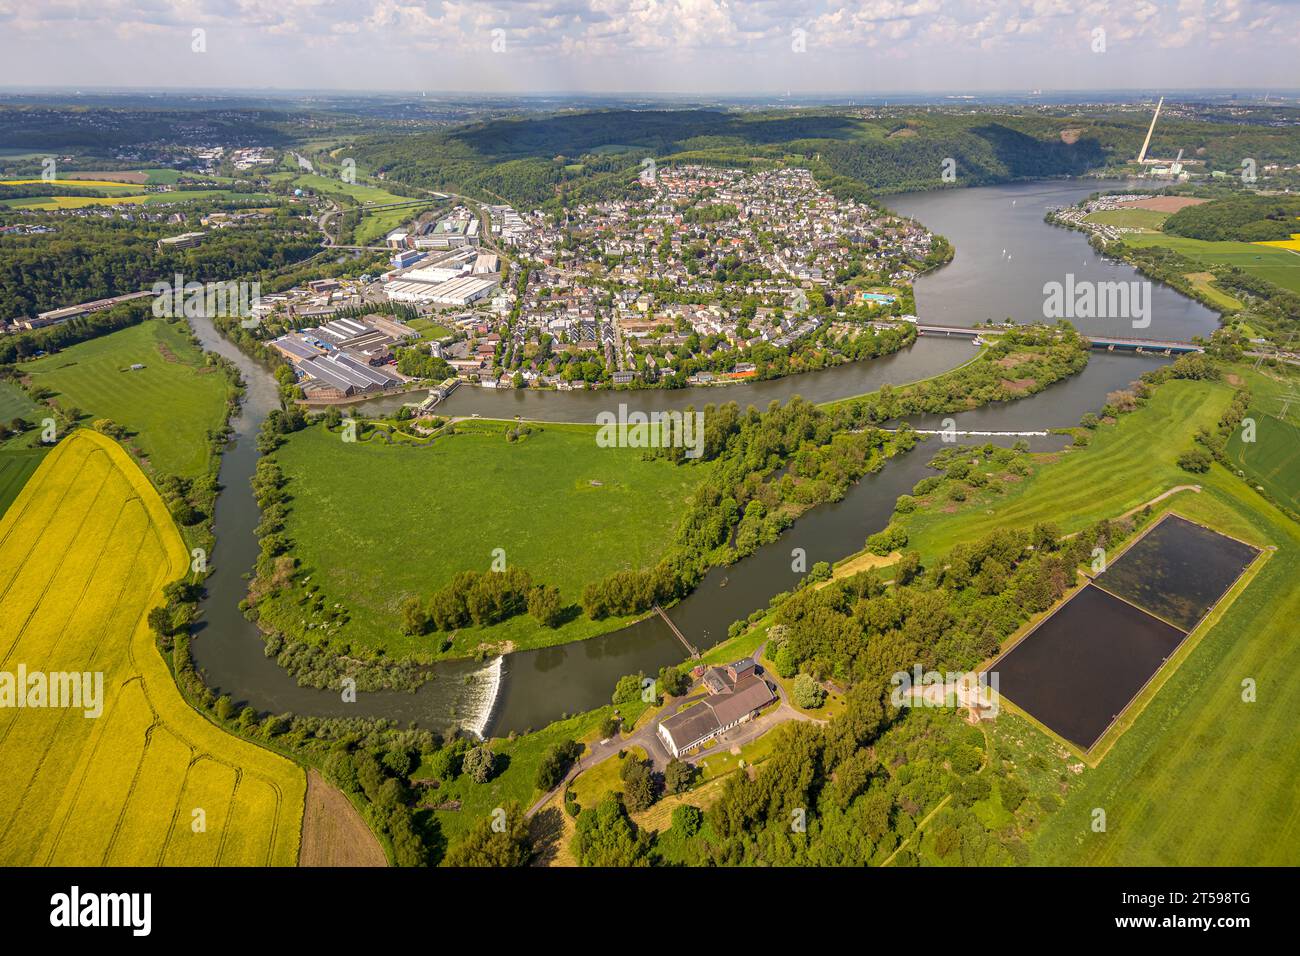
top-left (653, 605), bottom-right (699, 659)
top-left (898, 323), bottom-right (1203, 355)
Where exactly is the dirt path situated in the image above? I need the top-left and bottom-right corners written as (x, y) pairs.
top-left (299, 770), bottom-right (387, 867)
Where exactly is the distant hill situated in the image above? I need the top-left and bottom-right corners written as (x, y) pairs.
top-left (351, 106), bottom-right (1300, 209)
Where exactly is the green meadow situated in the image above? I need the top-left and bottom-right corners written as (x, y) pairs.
top-left (259, 419), bottom-right (710, 659)
top-left (858, 366), bottom-right (1299, 865)
top-left (1122, 232), bottom-right (1300, 295)
top-left (1030, 470), bottom-right (1300, 864)
top-left (20, 319), bottom-right (233, 480)
top-left (0, 447), bottom-right (48, 518)
top-left (897, 378), bottom-right (1234, 560)
top-left (1084, 208), bottom-right (1169, 231)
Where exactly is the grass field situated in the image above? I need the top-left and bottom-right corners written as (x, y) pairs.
top-left (897, 378), bottom-right (1234, 559)
top-left (21, 320), bottom-right (233, 480)
top-left (0, 380), bottom-right (39, 427)
top-left (1084, 208), bottom-right (1169, 231)
top-left (1123, 232), bottom-right (1300, 295)
top-left (1226, 411), bottom-right (1300, 512)
top-left (0, 447), bottom-right (48, 519)
top-left (846, 366), bottom-right (1300, 864)
top-left (1029, 469), bottom-right (1300, 864)
top-left (406, 317), bottom-right (455, 341)
top-left (0, 429), bottom-right (305, 865)
top-left (259, 419), bottom-right (710, 659)
top-left (291, 173), bottom-right (409, 206)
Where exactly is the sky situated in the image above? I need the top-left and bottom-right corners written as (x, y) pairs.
top-left (0, 0), bottom-right (1296, 95)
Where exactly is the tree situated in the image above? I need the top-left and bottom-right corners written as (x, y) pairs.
top-left (621, 758), bottom-right (656, 811)
top-left (792, 673), bottom-right (827, 709)
top-left (527, 583), bottom-right (564, 627)
top-left (323, 750), bottom-right (359, 795)
top-left (611, 672), bottom-right (645, 705)
top-left (463, 744), bottom-right (496, 784)
top-left (664, 757), bottom-right (697, 795)
top-left (535, 739), bottom-right (582, 791)
top-left (572, 796), bottom-right (650, 867)
top-left (1177, 447), bottom-right (1212, 473)
top-left (670, 804), bottom-right (702, 838)
top-left (443, 802), bottom-right (532, 867)
top-left (400, 596), bottom-right (431, 636)
top-left (657, 664), bottom-right (690, 698)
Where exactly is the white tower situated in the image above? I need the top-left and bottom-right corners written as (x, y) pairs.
top-left (1137, 96), bottom-right (1164, 164)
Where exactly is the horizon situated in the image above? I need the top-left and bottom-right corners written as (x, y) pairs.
top-left (1, 1), bottom-right (1296, 94)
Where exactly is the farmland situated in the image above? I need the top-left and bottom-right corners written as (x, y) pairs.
top-left (256, 419), bottom-right (711, 659)
top-left (20, 319), bottom-right (234, 480)
top-left (0, 429), bottom-right (305, 866)
top-left (1029, 471), bottom-right (1300, 864)
top-left (848, 367), bottom-right (1300, 864)
top-left (895, 377), bottom-right (1234, 560)
top-left (1121, 232), bottom-right (1300, 295)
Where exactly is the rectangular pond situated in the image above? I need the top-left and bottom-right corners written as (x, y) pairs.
top-left (990, 514), bottom-right (1260, 750)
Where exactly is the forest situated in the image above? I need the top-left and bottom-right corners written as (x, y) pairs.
top-left (0, 209), bottom-right (319, 320)
top-left (352, 106), bottom-right (1300, 211)
top-left (1163, 194), bottom-right (1300, 243)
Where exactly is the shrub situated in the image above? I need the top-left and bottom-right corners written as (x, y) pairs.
top-left (792, 673), bottom-right (827, 709)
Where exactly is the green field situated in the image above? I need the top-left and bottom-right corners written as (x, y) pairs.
top-left (20, 319), bottom-right (233, 480)
top-left (897, 378), bottom-right (1234, 559)
top-left (292, 173), bottom-right (410, 206)
top-left (259, 419), bottom-right (711, 659)
top-left (0, 379), bottom-right (39, 426)
top-left (0, 447), bottom-right (48, 518)
top-left (407, 317), bottom-right (455, 341)
top-left (1227, 411), bottom-right (1300, 512)
top-left (1030, 471), bottom-right (1300, 864)
top-left (858, 366), bottom-right (1300, 864)
top-left (1084, 208), bottom-right (1169, 231)
top-left (1123, 232), bottom-right (1300, 295)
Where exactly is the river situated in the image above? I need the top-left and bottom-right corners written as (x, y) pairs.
top-left (187, 180), bottom-right (1214, 738)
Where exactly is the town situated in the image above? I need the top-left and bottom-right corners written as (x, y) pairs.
top-left (264, 165), bottom-right (940, 398)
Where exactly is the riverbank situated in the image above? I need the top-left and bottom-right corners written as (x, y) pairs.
top-left (178, 180), bottom-right (1182, 747)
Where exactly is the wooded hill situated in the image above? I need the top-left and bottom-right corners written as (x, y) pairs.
top-left (352, 107), bottom-right (1300, 210)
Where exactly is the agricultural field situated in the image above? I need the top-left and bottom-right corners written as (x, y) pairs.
top-left (1224, 364), bottom-right (1300, 513)
top-left (1122, 232), bottom-right (1300, 295)
top-left (0, 429), bottom-right (305, 866)
top-left (0, 379), bottom-right (39, 427)
top-left (1083, 208), bottom-right (1169, 231)
top-left (1029, 470), bottom-right (1300, 864)
top-left (0, 447), bottom-right (47, 518)
top-left (1227, 412), bottom-right (1300, 512)
top-left (258, 419), bottom-right (710, 659)
top-left (20, 319), bottom-right (233, 480)
top-left (0, 194), bottom-right (150, 211)
top-left (856, 370), bottom-right (1300, 864)
top-left (897, 377), bottom-right (1234, 559)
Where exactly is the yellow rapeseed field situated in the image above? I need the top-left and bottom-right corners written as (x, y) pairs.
top-left (0, 429), bottom-right (305, 866)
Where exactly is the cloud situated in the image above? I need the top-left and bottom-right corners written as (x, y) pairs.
top-left (0, 0), bottom-right (1294, 90)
